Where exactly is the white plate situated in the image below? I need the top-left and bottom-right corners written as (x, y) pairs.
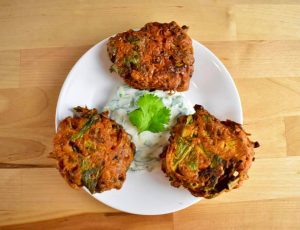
top-left (55, 37), bottom-right (242, 215)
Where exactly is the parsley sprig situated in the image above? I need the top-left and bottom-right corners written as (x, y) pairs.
top-left (128, 94), bottom-right (171, 133)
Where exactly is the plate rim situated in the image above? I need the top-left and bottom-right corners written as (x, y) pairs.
top-left (194, 40), bottom-right (243, 124)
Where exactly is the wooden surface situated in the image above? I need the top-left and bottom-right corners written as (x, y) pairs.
top-left (0, 0), bottom-right (299, 229)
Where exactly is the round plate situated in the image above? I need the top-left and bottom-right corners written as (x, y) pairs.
top-left (55, 38), bottom-right (242, 215)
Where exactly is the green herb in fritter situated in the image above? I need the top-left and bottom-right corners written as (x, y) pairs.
top-left (123, 51), bottom-right (140, 67)
top-left (127, 36), bottom-right (140, 45)
top-left (186, 151), bottom-right (198, 171)
top-left (81, 167), bottom-right (101, 193)
top-left (71, 115), bottom-right (99, 141)
top-left (172, 138), bottom-right (193, 169)
top-left (109, 64), bottom-right (119, 73)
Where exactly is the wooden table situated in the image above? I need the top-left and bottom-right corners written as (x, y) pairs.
top-left (0, 1), bottom-right (299, 229)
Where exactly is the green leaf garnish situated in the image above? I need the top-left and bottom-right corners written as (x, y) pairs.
top-left (128, 94), bottom-right (171, 133)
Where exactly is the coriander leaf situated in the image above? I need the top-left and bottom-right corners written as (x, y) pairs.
top-left (148, 107), bottom-right (171, 132)
top-left (137, 94), bottom-right (164, 111)
top-left (128, 94), bottom-right (171, 133)
top-left (128, 109), bottom-right (150, 133)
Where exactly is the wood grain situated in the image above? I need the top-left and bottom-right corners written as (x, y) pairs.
top-left (242, 117), bottom-right (286, 158)
top-left (0, 127), bottom-right (55, 166)
top-left (234, 4), bottom-right (300, 40)
top-left (0, 86), bottom-right (59, 128)
top-left (0, 50), bottom-right (20, 88)
top-left (2, 198), bottom-right (300, 229)
top-left (0, 168), bottom-right (116, 226)
top-left (0, 0), bottom-right (299, 229)
top-left (1, 1), bottom-right (299, 51)
top-left (20, 46), bottom-right (90, 87)
top-left (0, 0), bottom-right (234, 50)
top-left (285, 116), bottom-right (300, 156)
top-left (174, 198), bottom-right (300, 230)
top-left (206, 40), bottom-right (300, 79)
top-left (236, 78), bottom-right (300, 120)
top-left (0, 157), bottom-right (299, 226)
top-left (1, 213), bottom-right (173, 230)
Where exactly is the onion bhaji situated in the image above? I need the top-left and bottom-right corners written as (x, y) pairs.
top-left (160, 105), bottom-right (259, 198)
top-left (51, 107), bottom-right (135, 193)
top-left (107, 21), bottom-right (194, 92)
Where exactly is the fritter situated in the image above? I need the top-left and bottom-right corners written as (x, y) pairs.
top-left (107, 21), bottom-right (194, 92)
top-left (160, 105), bottom-right (259, 198)
top-left (50, 107), bottom-right (135, 193)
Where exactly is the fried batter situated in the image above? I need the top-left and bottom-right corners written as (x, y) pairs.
top-left (51, 107), bottom-right (135, 193)
top-left (160, 105), bottom-right (259, 198)
top-left (107, 21), bottom-right (194, 91)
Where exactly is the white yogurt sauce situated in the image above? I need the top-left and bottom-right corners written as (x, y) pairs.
top-left (103, 84), bottom-right (194, 172)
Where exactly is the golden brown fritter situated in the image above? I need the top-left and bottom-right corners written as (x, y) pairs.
top-left (50, 107), bottom-right (135, 193)
top-left (107, 21), bottom-right (194, 92)
top-left (160, 105), bottom-right (259, 198)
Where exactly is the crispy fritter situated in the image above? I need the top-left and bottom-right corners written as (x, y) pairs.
top-left (107, 21), bottom-right (194, 92)
top-left (51, 107), bottom-right (135, 193)
top-left (160, 105), bottom-right (259, 198)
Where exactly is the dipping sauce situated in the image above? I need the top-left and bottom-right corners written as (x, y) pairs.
top-left (104, 84), bottom-right (194, 171)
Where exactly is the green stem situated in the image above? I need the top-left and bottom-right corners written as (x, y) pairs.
top-left (71, 115), bottom-right (99, 142)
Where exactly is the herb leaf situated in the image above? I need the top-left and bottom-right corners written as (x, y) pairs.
top-left (71, 115), bottom-right (99, 141)
top-left (123, 51), bottom-right (140, 68)
top-left (172, 138), bottom-right (193, 170)
top-left (109, 64), bottom-right (119, 73)
top-left (210, 154), bottom-right (223, 168)
top-left (128, 109), bottom-right (150, 132)
top-left (81, 168), bottom-right (100, 194)
top-left (186, 151), bottom-right (198, 171)
top-left (127, 35), bottom-right (140, 45)
top-left (128, 94), bottom-right (171, 133)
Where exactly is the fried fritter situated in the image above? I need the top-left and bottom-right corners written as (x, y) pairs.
top-left (51, 107), bottom-right (135, 193)
top-left (160, 105), bottom-right (259, 198)
top-left (107, 21), bottom-right (194, 92)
